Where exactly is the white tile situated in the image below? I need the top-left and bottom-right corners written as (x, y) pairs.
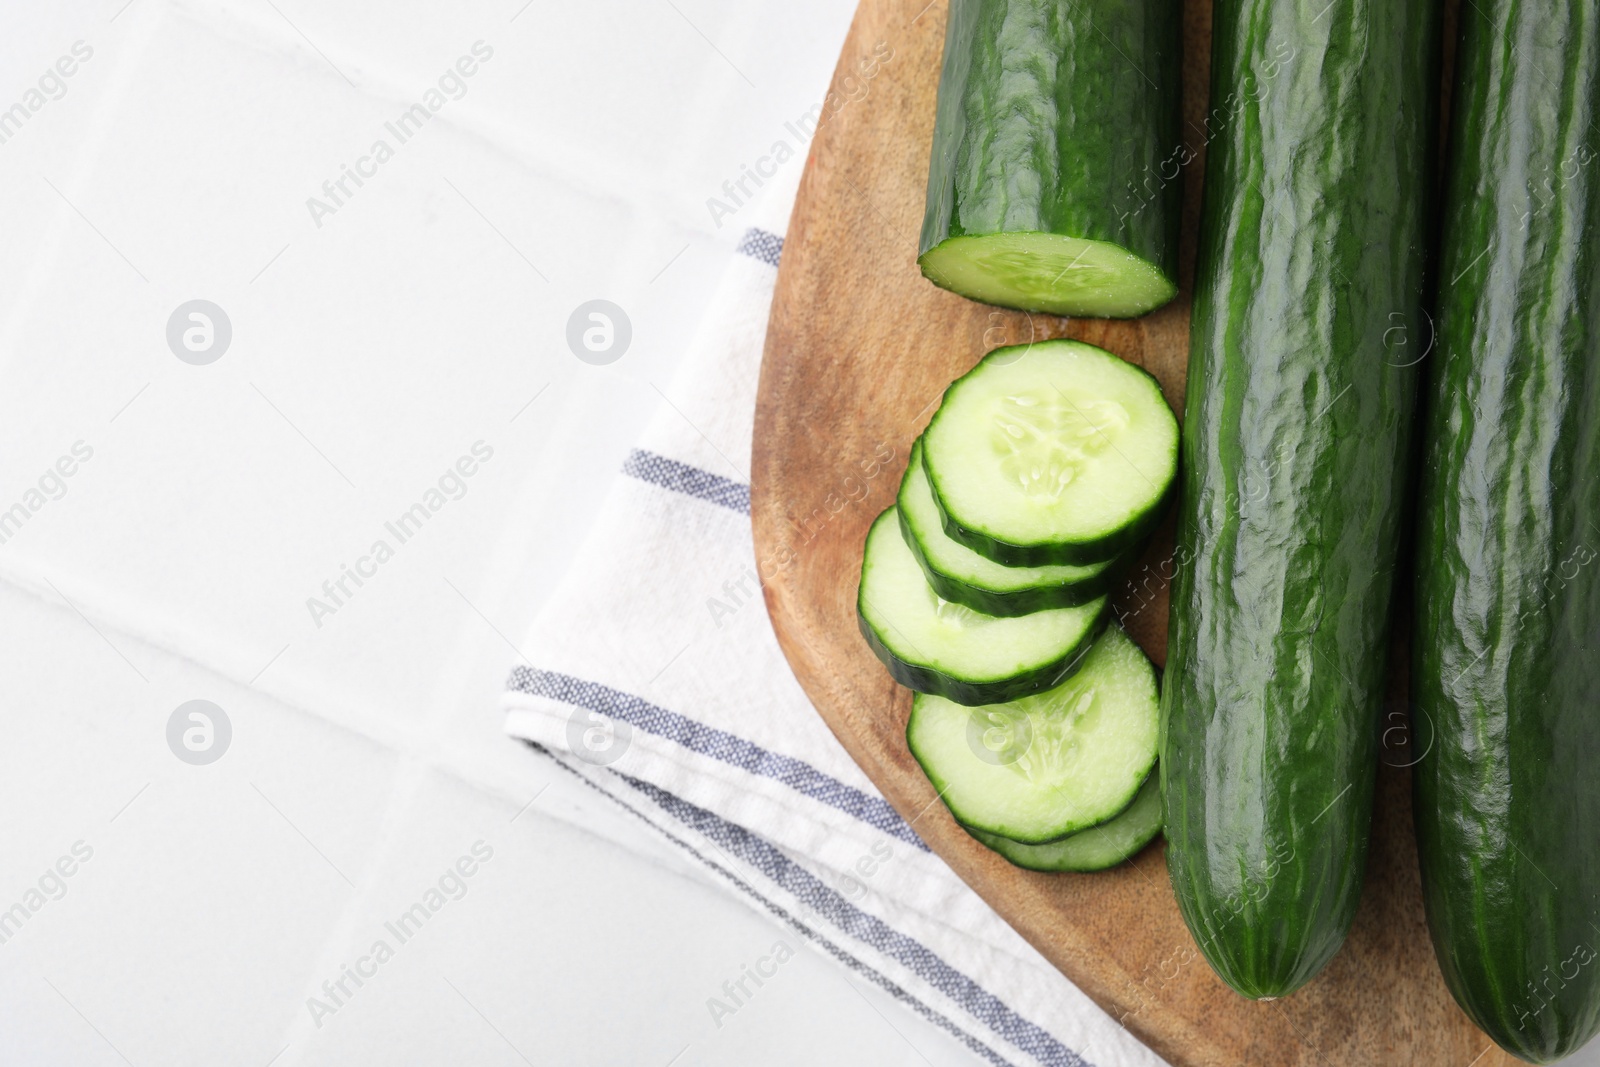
top-left (0, 1), bottom-right (996, 1064)
top-left (0, 9), bottom-right (732, 730)
top-left (273, 770), bottom-right (983, 1067)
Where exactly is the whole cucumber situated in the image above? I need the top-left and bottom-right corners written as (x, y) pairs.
top-left (1413, 2), bottom-right (1600, 1060)
top-left (1161, 0), bottom-right (1440, 997)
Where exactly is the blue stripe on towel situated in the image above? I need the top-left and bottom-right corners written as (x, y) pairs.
top-left (623, 773), bottom-right (1094, 1067)
top-left (506, 667), bottom-right (929, 851)
top-left (621, 449), bottom-right (751, 514)
top-left (735, 227), bottom-right (784, 267)
top-left (528, 740), bottom-right (1031, 1067)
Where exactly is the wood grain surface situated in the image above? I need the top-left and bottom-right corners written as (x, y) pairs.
top-left (750, 0), bottom-right (1515, 1064)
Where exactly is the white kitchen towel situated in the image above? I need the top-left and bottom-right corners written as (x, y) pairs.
top-left (501, 168), bottom-right (1166, 1067)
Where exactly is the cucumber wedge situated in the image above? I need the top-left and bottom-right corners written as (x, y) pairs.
top-left (924, 340), bottom-right (1177, 567)
top-left (899, 438), bottom-right (1121, 616)
top-left (919, 0), bottom-right (1181, 317)
top-left (907, 626), bottom-right (1157, 843)
top-left (970, 769), bottom-right (1162, 872)
top-left (858, 508), bottom-right (1107, 706)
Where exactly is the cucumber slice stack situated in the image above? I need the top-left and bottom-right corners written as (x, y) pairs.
top-left (968, 770), bottom-right (1163, 873)
top-left (858, 338), bottom-right (1178, 872)
top-left (915, 626), bottom-right (1165, 871)
top-left (897, 438), bottom-right (1124, 616)
top-left (857, 509), bottom-right (1108, 706)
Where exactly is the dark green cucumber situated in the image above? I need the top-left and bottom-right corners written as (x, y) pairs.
top-left (1161, 0), bottom-right (1440, 998)
top-left (969, 767), bottom-right (1162, 872)
top-left (918, 0), bottom-right (1181, 318)
top-left (1412, 3), bottom-right (1600, 1060)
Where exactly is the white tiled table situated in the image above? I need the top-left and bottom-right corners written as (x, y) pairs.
top-left (0, 2), bottom-right (986, 1063)
top-left (11, 4), bottom-right (1593, 1066)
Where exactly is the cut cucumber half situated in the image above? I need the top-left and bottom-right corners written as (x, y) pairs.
top-left (918, 0), bottom-right (1181, 319)
top-left (924, 340), bottom-right (1178, 566)
top-left (969, 769), bottom-right (1163, 872)
top-left (907, 626), bottom-right (1158, 842)
top-left (858, 508), bottom-right (1107, 706)
top-left (898, 437), bottom-right (1122, 616)
top-left (919, 233), bottom-right (1178, 319)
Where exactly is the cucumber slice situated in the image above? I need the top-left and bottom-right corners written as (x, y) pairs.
top-left (898, 437), bottom-right (1121, 616)
top-left (924, 340), bottom-right (1177, 566)
top-left (857, 508), bottom-right (1107, 706)
top-left (969, 770), bottom-right (1163, 872)
top-left (919, 233), bottom-right (1178, 320)
top-left (907, 626), bottom-right (1158, 842)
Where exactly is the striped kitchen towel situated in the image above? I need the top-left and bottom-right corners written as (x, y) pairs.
top-left (501, 169), bottom-right (1166, 1067)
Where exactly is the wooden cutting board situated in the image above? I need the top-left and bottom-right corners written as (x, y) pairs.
top-left (751, 0), bottom-right (1514, 1064)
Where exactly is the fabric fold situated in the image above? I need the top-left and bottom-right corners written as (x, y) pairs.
top-left (502, 170), bottom-right (1166, 1067)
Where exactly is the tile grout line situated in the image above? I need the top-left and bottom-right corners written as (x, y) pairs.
top-left (161, 0), bottom-right (752, 246)
top-left (0, 552), bottom-right (538, 809)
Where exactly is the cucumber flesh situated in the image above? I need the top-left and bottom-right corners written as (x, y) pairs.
top-left (970, 768), bottom-right (1162, 872)
top-left (899, 437), bottom-right (1119, 616)
top-left (858, 508), bottom-right (1106, 706)
top-left (924, 340), bottom-right (1177, 566)
top-left (919, 232), bottom-right (1177, 319)
top-left (907, 626), bottom-right (1158, 843)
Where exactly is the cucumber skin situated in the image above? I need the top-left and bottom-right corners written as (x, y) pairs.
top-left (897, 504), bottom-right (1124, 616)
top-left (896, 437), bottom-right (1123, 615)
top-left (1160, 0), bottom-right (1440, 999)
top-left (930, 445), bottom-right (1171, 568)
top-left (1412, 3), bottom-right (1600, 1060)
top-left (968, 770), bottom-right (1162, 872)
top-left (918, 0), bottom-right (1181, 304)
top-left (857, 603), bottom-right (1107, 708)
